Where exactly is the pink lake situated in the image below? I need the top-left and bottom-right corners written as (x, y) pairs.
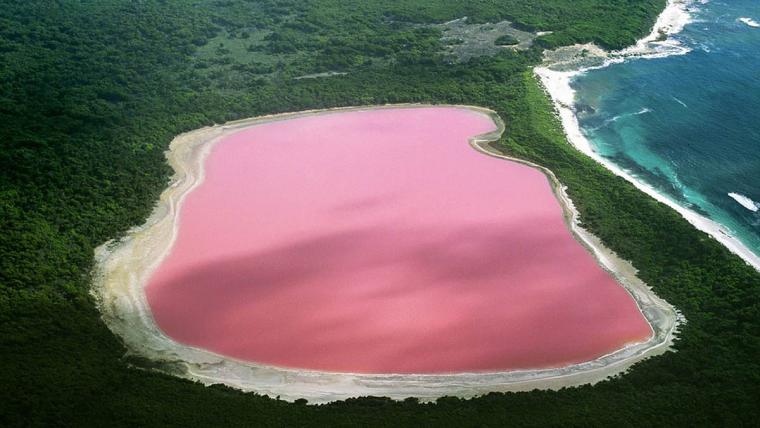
top-left (146, 107), bottom-right (651, 374)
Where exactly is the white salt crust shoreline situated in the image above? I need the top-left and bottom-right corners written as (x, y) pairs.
top-left (535, 0), bottom-right (760, 272)
top-left (93, 104), bottom-right (679, 404)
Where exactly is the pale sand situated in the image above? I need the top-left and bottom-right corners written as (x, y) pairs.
top-left (92, 104), bottom-right (679, 403)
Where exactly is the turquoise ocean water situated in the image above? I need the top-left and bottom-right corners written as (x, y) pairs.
top-left (572, 0), bottom-right (760, 258)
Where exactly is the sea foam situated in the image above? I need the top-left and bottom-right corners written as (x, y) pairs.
top-left (739, 17), bottom-right (760, 28)
top-left (728, 193), bottom-right (759, 212)
top-left (672, 97), bottom-right (688, 108)
top-left (590, 108), bottom-right (652, 131)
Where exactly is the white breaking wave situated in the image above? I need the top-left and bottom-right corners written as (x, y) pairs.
top-left (728, 193), bottom-right (759, 212)
top-left (618, 0), bottom-right (695, 59)
top-left (739, 17), bottom-right (760, 28)
top-left (590, 108), bottom-right (652, 131)
top-left (672, 97), bottom-right (688, 108)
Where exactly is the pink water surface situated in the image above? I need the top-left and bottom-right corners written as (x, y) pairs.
top-left (146, 107), bottom-right (651, 374)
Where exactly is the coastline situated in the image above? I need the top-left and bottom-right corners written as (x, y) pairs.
top-left (534, 0), bottom-right (760, 271)
top-left (92, 104), bottom-right (679, 404)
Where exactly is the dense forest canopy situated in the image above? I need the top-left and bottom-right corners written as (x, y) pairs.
top-left (1, 0), bottom-right (759, 426)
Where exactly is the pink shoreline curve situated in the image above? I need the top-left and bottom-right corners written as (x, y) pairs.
top-left (146, 107), bottom-right (652, 374)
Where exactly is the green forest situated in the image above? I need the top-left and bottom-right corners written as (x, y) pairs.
top-left (1, 0), bottom-right (758, 426)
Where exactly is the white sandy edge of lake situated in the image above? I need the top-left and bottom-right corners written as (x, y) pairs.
top-left (92, 104), bottom-right (680, 404)
top-left (534, 0), bottom-right (760, 272)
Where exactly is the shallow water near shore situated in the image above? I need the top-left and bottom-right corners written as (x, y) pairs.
top-left (572, 0), bottom-right (760, 257)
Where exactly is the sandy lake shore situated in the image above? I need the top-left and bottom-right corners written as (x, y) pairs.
top-left (93, 104), bottom-right (680, 403)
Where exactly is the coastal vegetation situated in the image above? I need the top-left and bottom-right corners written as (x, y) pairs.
top-left (2, 0), bottom-right (759, 426)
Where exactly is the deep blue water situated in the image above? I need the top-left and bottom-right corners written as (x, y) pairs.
top-left (573, 0), bottom-right (760, 257)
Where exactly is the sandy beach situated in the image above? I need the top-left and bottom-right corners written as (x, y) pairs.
top-left (93, 104), bottom-right (679, 403)
top-left (534, 0), bottom-right (760, 272)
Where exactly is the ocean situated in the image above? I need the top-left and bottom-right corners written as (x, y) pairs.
top-left (570, 0), bottom-right (760, 263)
